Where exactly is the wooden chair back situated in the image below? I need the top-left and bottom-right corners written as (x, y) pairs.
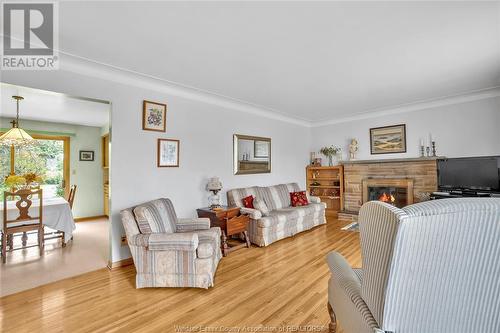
top-left (3, 188), bottom-right (43, 233)
top-left (2, 188), bottom-right (44, 263)
top-left (67, 185), bottom-right (77, 209)
top-left (28, 184), bottom-right (41, 200)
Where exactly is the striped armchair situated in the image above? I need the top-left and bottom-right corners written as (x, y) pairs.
top-left (327, 198), bottom-right (500, 333)
top-left (120, 198), bottom-right (222, 289)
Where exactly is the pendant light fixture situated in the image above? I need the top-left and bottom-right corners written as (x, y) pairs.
top-left (0, 95), bottom-right (34, 146)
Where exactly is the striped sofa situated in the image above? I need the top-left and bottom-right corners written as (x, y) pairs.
top-left (120, 198), bottom-right (222, 289)
top-left (227, 183), bottom-right (326, 247)
top-left (327, 198), bottom-right (500, 333)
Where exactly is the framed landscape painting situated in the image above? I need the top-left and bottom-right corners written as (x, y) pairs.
top-left (370, 124), bottom-right (406, 154)
top-left (143, 100), bottom-right (167, 132)
top-left (157, 139), bottom-right (179, 167)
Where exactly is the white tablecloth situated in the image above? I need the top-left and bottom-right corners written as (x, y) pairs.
top-left (0, 197), bottom-right (75, 242)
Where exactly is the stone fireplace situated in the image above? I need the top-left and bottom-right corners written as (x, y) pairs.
top-left (339, 157), bottom-right (438, 221)
top-left (362, 178), bottom-right (414, 208)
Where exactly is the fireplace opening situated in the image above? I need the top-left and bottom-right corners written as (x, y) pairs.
top-left (362, 178), bottom-right (414, 208)
top-left (367, 186), bottom-right (408, 208)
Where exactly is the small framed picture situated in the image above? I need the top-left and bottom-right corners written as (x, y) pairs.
top-left (143, 100), bottom-right (167, 132)
top-left (79, 150), bottom-right (95, 161)
top-left (157, 139), bottom-right (179, 167)
top-left (370, 124), bottom-right (407, 155)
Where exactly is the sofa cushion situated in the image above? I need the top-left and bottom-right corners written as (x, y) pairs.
top-left (227, 186), bottom-right (259, 208)
top-left (133, 198), bottom-right (177, 234)
top-left (256, 203), bottom-right (325, 228)
top-left (242, 195), bottom-right (254, 209)
top-left (253, 198), bottom-right (270, 216)
top-left (290, 191), bottom-right (309, 207)
top-left (259, 184), bottom-right (297, 210)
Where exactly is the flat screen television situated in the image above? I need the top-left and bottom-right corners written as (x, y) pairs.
top-left (437, 156), bottom-right (500, 192)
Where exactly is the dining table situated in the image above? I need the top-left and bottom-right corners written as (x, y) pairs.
top-left (0, 196), bottom-right (76, 243)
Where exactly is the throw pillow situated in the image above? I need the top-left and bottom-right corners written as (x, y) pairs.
top-left (242, 195), bottom-right (254, 209)
top-left (290, 191), bottom-right (309, 207)
top-left (253, 198), bottom-right (270, 216)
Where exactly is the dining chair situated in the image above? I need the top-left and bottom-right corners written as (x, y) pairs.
top-left (1, 188), bottom-right (44, 264)
top-left (67, 185), bottom-right (77, 209)
top-left (60, 185), bottom-right (77, 247)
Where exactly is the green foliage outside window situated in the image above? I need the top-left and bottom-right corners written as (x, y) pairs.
top-left (0, 139), bottom-right (64, 201)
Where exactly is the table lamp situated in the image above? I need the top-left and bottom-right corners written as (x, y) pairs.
top-left (207, 177), bottom-right (222, 209)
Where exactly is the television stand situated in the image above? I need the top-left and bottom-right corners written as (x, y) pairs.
top-left (431, 189), bottom-right (499, 200)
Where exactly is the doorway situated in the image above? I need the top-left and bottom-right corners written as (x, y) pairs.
top-left (0, 83), bottom-right (111, 296)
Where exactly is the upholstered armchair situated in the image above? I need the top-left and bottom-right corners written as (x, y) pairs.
top-left (120, 198), bottom-right (222, 289)
top-left (327, 198), bottom-right (500, 333)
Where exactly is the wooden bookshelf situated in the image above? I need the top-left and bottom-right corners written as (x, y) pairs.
top-left (306, 165), bottom-right (344, 217)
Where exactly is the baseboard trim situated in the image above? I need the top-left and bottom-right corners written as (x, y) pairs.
top-left (107, 257), bottom-right (133, 270)
top-left (74, 215), bottom-right (107, 222)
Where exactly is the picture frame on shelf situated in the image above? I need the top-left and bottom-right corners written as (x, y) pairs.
top-left (370, 124), bottom-right (407, 155)
top-left (79, 150), bottom-right (94, 161)
top-left (143, 100), bottom-right (167, 132)
top-left (157, 139), bottom-right (180, 167)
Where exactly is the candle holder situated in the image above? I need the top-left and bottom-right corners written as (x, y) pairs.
top-left (431, 141), bottom-right (437, 157)
top-left (426, 146), bottom-right (430, 157)
top-left (420, 145), bottom-right (425, 158)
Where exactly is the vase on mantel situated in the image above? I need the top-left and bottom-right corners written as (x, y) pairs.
top-left (328, 156), bottom-right (333, 166)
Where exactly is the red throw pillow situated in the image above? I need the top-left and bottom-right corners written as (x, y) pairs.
top-left (290, 191), bottom-right (309, 207)
top-left (242, 195), bottom-right (254, 209)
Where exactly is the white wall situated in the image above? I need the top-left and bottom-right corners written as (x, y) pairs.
top-left (0, 117), bottom-right (105, 218)
top-left (1, 68), bottom-right (310, 262)
top-left (311, 97), bottom-right (500, 161)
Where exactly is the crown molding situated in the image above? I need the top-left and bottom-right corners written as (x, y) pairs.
top-left (61, 52), bottom-right (500, 129)
top-left (311, 86), bottom-right (500, 127)
top-left (59, 53), bottom-right (310, 127)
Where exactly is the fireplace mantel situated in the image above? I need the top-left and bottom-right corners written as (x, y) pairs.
top-left (341, 156), bottom-right (444, 165)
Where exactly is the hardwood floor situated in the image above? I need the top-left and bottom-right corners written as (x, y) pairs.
top-left (0, 218), bottom-right (360, 332)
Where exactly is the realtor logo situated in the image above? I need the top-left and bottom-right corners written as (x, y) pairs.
top-left (1, 2), bottom-right (59, 70)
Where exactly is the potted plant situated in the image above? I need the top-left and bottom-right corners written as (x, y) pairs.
top-left (320, 145), bottom-right (341, 166)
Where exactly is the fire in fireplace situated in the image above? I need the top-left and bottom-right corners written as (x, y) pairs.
top-left (378, 192), bottom-right (395, 204)
top-left (368, 186), bottom-right (407, 208)
top-left (362, 178), bottom-right (414, 208)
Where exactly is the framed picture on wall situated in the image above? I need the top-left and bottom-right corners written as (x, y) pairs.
top-left (143, 100), bottom-right (167, 132)
top-left (370, 124), bottom-right (407, 154)
top-left (79, 150), bottom-right (95, 161)
top-left (157, 139), bottom-right (180, 167)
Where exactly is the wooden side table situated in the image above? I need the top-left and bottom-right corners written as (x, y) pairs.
top-left (196, 206), bottom-right (251, 256)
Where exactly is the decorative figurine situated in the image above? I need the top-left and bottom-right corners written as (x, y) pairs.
top-left (349, 139), bottom-right (359, 160)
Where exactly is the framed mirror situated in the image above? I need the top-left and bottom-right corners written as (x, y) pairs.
top-left (233, 134), bottom-right (271, 175)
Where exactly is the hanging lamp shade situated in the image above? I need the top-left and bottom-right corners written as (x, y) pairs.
top-left (0, 127), bottom-right (34, 145)
top-left (0, 95), bottom-right (34, 146)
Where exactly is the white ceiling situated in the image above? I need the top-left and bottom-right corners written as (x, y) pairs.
top-left (35, 2), bottom-right (500, 122)
top-left (0, 83), bottom-right (110, 127)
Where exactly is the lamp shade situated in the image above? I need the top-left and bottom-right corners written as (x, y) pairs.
top-left (0, 127), bottom-right (34, 146)
top-left (207, 177), bottom-right (222, 191)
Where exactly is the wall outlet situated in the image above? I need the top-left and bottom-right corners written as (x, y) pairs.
top-left (121, 236), bottom-right (127, 246)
